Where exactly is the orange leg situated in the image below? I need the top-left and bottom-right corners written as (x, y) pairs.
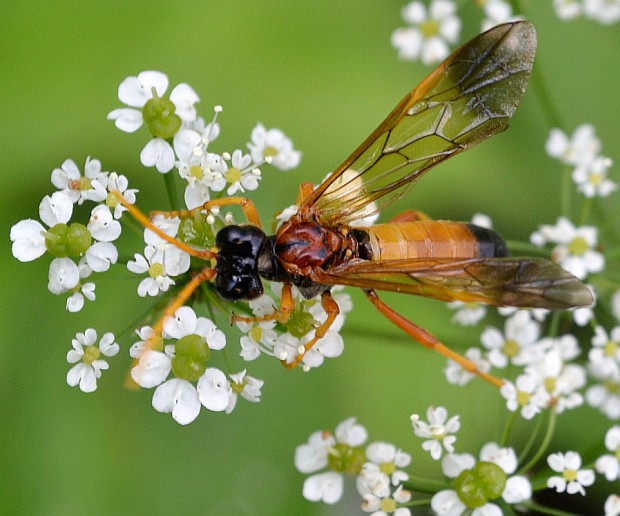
top-left (152, 196), bottom-right (263, 229)
top-left (126, 266), bottom-right (217, 388)
top-left (296, 182), bottom-right (315, 205)
top-left (111, 190), bottom-right (215, 260)
top-left (282, 290), bottom-right (340, 370)
top-left (364, 290), bottom-right (503, 388)
top-left (233, 283), bottom-right (296, 326)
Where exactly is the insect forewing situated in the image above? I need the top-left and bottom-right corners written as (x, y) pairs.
top-left (302, 22), bottom-right (537, 225)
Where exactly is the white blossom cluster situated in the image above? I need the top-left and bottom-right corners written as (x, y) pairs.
top-left (10, 70), bottom-right (356, 426)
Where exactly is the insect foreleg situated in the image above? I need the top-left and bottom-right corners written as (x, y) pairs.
top-left (363, 290), bottom-right (504, 388)
top-left (111, 190), bottom-right (215, 259)
top-left (152, 197), bottom-right (263, 229)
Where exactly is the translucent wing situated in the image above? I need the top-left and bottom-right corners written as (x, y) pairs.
top-left (315, 257), bottom-right (593, 309)
top-left (301, 22), bottom-right (537, 225)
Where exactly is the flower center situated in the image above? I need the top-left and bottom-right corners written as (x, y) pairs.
top-left (380, 461), bottom-right (396, 475)
top-left (190, 164), bottom-right (204, 181)
top-left (82, 345), bottom-right (101, 364)
top-left (380, 498), bottom-right (397, 513)
top-left (249, 326), bottom-right (263, 343)
top-left (563, 468), bottom-right (577, 482)
top-left (225, 167), bottom-right (242, 184)
top-left (263, 145), bottom-right (279, 158)
top-left (605, 340), bottom-right (618, 357)
top-left (503, 339), bottom-right (520, 358)
top-left (517, 390), bottom-right (531, 407)
top-left (148, 262), bottom-right (164, 278)
top-left (420, 19), bottom-right (439, 38)
top-left (568, 236), bottom-right (589, 256)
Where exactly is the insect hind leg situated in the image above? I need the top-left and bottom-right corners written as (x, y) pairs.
top-left (363, 290), bottom-right (503, 388)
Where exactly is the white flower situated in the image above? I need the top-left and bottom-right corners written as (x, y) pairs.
top-left (587, 367), bottom-right (620, 419)
top-left (359, 482), bottom-right (412, 515)
top-left (127, 245), bottom-right (181, 297)
top-left (361, 442), bottom-right (411, 492)
top-left (152, 378), bottom-right (201, 425)
top-left (391, 0), bottom-right (461, 65)
top-left (547, 451), bottom-right (595, 495)
top-left (106, 172), bottom-right (138, 219)
top-left (226, 369), bottom-right (264, 413)
top-left (10, 191), bottom-right (73, 262)
top-left (51, 157), bottom-right (108, 205)
top-left (589, 326), bottom-right (620, 378)
top-left (480, 0), bottom-right (520, 31)
top-left (606, 494), bottom-right (620, 516)
top-left (410, 406), bottom-right (459, 460)
top-left (500, 373), bottom-right (550, 419)
top-left (447, 301), bottom-right (487, 326)
top-left (66, 329), bottom-right (119, 393)
top-left (196, 367), bottom-right (230, 412)
top-left (247, 123), bottom-right (301, 170)
top-left (546, 124), bottom-right (601, 168)
top-left (163, 306), bottom-right (226, 350)
top-left (221, 149), bottom-right (260, 195)
top-left (107, 71), bottom-right (200, 173)
top-left (584, 0), bottom-right (620, 24)
top-left (480, 311), bottom-right (542, 368)
top-left (573, 156), bottom-right (616, 197)
top-left (596, 426), bottom-right (620, 481)
top-left (530, 217), bottom-right (604, 279)
top-left (526, 346), bottom-right (586, 414)
top-left (553, 0), bottom-right (583, 20)
top-left (431, 489), bottom-right (468, 515)
top-left (295, 417), bottom-right (368, 505)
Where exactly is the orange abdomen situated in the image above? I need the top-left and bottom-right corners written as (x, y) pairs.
top-left (363, 221), bottom-right (508, 261)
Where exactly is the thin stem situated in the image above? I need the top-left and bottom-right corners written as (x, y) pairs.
top-left (499, 410), bottom-right (518, 447)
top-left (404, 475), bottom-right (448, 494)
top-left (518, 410), bottom-right (557, 475)
top-left (519, 500), bottom-right (578, 516)
top-left (163, 167), bottom-right (182, 210)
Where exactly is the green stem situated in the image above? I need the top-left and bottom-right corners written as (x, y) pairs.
top-left (163, 168), bottom-right (182, 210)
top-left (561, 167), bottom-right (572, 220)
top-left (518, 410), bottom-right (557, 475)
top-left (499, 410), bottom-right (518, 447)
top-left (517, 411), bottom-right (544, 466)
top-left (404, 475), bottom-right (448, 494)
top-left (519, 500), bottom-right (580, 516)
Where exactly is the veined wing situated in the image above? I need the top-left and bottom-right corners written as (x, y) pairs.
top-left (302, 22), bottom-right (537, 225)
top-left (315, 257), bottom-right (593, 309)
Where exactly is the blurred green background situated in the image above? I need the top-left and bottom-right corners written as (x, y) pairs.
top-left (2, 1), bottom-right (619, 515)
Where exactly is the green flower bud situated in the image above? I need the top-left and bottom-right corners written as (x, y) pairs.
top-left (455, 461), bottom-right (506, 508)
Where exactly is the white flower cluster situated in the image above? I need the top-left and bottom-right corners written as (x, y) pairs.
top-left (10, 158), bottom-right (135, 312)
top-left (10, 70), bottom-right (356, 422)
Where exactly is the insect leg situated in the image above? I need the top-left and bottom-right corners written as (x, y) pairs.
top-left (232, 283), bottom-right (295, 325)
top-left (281, 289), bottom-right (340, 370)
top-left (363, 290), bottom-right (503, 388)
top-left (296, 182), bottom-right (315, 205)
top-left (127, 266), bottom-right (217, 388)
top-left (152, 197), bottom-right (263, 229)
top-left (111, 190), bottom-right (215, 260)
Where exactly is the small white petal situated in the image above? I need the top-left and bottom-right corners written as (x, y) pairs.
top-left (196, 368), bottom-right (230, 411)
top-left (152, 379), bottom-right (200, 425)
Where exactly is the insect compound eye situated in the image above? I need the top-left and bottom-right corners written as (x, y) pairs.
top-left (214, 225), bottom-right (266, 301)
